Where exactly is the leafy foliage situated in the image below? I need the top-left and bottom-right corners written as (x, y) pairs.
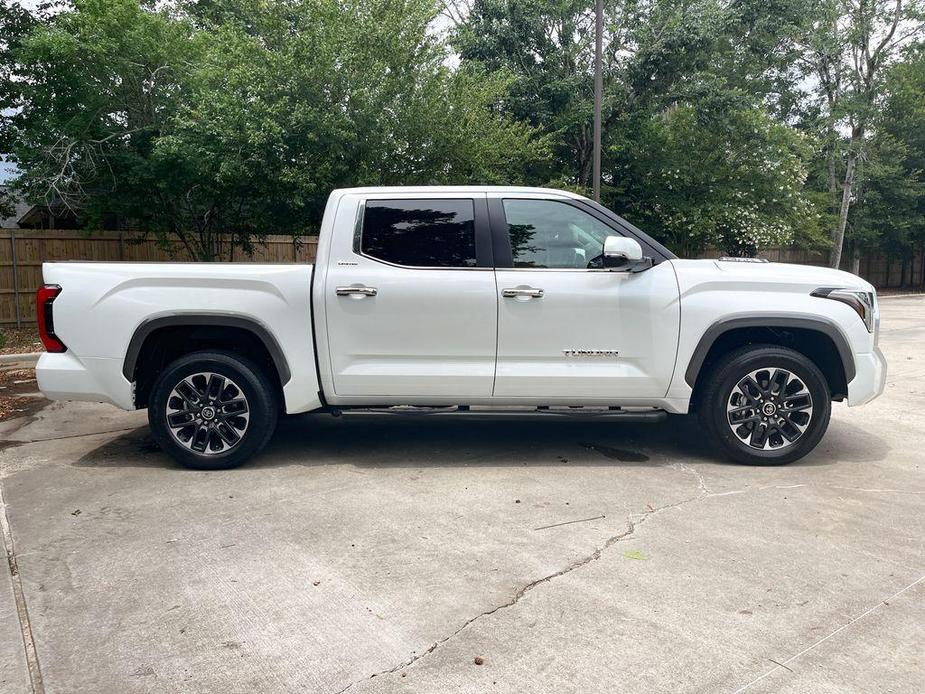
top-left (793, 0), bottom-right (925, 267)
top-left (851, 46), bottom-right (925, 271)
top-left (611, 103), bottom-right (825, 256)
top-left (1, 0), bottom-right (923, 269)
top-left (456, 0), bottom-right (830, 255)
top-left (0, 186), bottom-right (12, 219)
top-left (1, 0), bottom-right (547, 259)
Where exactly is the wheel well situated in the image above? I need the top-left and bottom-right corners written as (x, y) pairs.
top-left (690, 326), bottom-right (848, 409)
top-left (129, 325), bottom-right (284, 409)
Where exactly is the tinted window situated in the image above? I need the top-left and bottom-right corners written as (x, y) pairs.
top-left (361, 199), bottom-right (477, 268)
top-left (503, 199), bottom-right (618, 269)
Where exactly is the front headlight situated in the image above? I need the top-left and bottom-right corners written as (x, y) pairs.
top-left (811, 287), bottom-right (876, 333)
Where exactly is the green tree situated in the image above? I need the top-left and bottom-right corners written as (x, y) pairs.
top-left (0, 186), bottom-right (12, 219)
top-left (0, 0), bottom-right (37, 184)
top-left (850, 45), bottom-right (925, 283)
top-left (2, 0), bottom-right (547, 259)
top-left (796, 0), bottom-right (925, 268)
top-left (456, 0), bottom-right (826, 255)
top-left (3, 0), bottom-right (198, 228)
top-left (455, 0), bottom-right (733, 188)
top-left (610, 101), bottom-right (825, 256)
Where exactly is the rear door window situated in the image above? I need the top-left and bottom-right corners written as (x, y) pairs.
top-left (361, 199), bottom-right (477, 268)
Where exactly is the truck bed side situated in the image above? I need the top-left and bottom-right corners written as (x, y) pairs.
top-left (36, 262), bottom-right (322, 413)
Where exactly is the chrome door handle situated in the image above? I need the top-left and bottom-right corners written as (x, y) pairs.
top-left (502, 287), bottom-right (544, 298)
top-left (336, 285), bottom-right (378, 297)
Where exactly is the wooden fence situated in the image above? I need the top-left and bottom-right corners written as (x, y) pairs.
top-left (0, 230), bottom-right (318, 326)
top-left (1, 229), bottom-right (921, 326)
top-left (699, 246), bottom-right (925, 289)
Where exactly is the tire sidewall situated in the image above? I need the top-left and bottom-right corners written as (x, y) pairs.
top-left (149, 352), bottom-right (277, 470)
top-left (705, 347), bottom-right (831, 465)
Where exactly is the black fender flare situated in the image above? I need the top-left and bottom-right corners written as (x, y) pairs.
top-left (122, 314), bottom-right (291, 384)
top-left (684, 314), bottom-right (856, 387)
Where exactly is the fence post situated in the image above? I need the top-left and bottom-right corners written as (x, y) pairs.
top-left (118, 232), bottom-right (124, 261)
top-left (10, 230), bottom-right (21, 328)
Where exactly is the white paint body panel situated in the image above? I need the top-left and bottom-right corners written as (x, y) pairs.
top-left (324, 265), bottom-right (497, 397)
top-left (36, 262), bottom-right (321, 413)
top-left (35, 186), bottom-right (886, 416)
top-left (493, 262), bottom-right (680, 398)
top-left (318, 192), bottom-right (497, 398)
top-left (667, 259), bottom-right (885, 410)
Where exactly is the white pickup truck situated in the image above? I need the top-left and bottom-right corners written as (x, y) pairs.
top-left (35, 186), bottom-right (886, 469)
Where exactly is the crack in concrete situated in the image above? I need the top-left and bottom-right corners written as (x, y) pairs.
top-left (673, 461), bottom-right (711, 495)
top-left (3, 426), bottom-right (139, 447)
top-left (331, 463), bottom-right (925, 694)
top-left (332, 464), bottom-right (711, 694)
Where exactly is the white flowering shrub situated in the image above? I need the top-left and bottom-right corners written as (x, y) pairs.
top-left (610, 103), bottom-right (825, 257)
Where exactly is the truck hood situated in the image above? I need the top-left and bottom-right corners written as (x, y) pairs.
top-left (669, 258), bottom-right (875, 295)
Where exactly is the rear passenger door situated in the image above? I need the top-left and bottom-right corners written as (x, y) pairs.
top-left (323, 194), bottom-right (498, 399)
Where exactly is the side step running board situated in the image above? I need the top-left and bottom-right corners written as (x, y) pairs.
top-left (329, 406), bottom-right (668, 423)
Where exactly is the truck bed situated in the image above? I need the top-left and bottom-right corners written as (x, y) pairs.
top-left (36, 262), bottom-right (322, 413)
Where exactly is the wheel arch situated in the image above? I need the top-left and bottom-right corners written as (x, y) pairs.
top-left (124, 315), bottom-right (291, 409)
top-left (686, 315), bottom-right (854, 406)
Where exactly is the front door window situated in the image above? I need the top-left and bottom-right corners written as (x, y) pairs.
top-left (503, 199), bottom-right (618, 269)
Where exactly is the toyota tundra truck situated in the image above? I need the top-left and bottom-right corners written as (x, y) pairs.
top-left (34, 186), bottom-right (887, 469)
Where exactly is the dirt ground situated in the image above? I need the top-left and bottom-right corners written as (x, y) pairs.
top-left (0, 364), bottom-right (45, 423)
top-left (0, 328), bottom-right (42, 356)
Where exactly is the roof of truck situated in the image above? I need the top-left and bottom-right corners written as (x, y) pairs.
top-left (330, 185), bottom-right (587, 198)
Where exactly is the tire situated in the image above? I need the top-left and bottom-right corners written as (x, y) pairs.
top-left (699, 344), bottom-right (831, 465)
top-left (148, 351), bottom-right (278, 470)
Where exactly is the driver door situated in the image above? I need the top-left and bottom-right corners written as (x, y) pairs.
top-left (491, 195), bottom-right (681, 400)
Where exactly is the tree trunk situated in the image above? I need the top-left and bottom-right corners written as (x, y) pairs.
top-left (826, 136), bottom-right (838, 213)
top-left (919, 243), bottom-right (925, 287)
top-left (850, 246), bottom-right (860, 276)
top-left (829, 153), bottom-right (857, 269)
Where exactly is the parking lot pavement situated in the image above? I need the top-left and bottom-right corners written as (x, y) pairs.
top-left (0, 298), bottom-right (922, 694)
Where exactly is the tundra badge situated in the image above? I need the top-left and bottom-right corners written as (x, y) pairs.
top-left (562, 349), bottom-right (620, 357)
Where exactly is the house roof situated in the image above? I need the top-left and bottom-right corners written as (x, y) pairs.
top-left (0, 185), bottom-right (36, 229)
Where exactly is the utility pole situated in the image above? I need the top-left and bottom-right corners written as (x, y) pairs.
top-left (592, 0), bottom-right (603, 202)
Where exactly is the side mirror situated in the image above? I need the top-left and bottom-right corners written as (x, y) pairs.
top-left (603, 236), bottom-right (647, 271)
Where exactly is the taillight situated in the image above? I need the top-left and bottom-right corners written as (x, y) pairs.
top-left (36, 284), bottom-right (67, 353)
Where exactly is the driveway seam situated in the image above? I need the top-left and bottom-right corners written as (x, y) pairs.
top-left (731, 573), bottom-right (925, 693)
top-left (0, 478), bottom-right (45, 694)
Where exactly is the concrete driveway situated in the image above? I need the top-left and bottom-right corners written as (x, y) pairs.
top-left (1, 297), bottom-right (923, 694)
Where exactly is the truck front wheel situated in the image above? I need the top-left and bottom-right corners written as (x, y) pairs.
top-left (148, 351), bottom-right (278, 470)
top-left (700, 345), bottom-right (831, 465)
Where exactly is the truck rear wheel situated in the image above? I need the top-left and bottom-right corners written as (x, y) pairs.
top-left (148, 351), bottom-right (278, 470)
top-left (699, 345), bottom-right (831, 465)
